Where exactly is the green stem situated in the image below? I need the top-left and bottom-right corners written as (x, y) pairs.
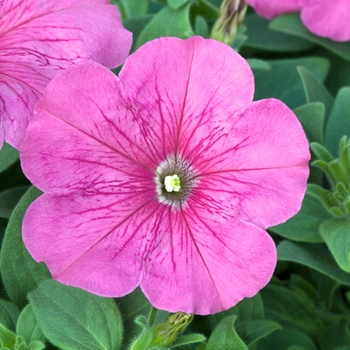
top-left (148, 306), bottom-right (158, 327)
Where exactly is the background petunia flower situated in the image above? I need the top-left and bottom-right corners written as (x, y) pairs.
top-left (246, 0), bottom-right (350, 42)
top-left (20, 37), bottom-right (310, 315)
top-left (0, 0), bottom-right (132, 149)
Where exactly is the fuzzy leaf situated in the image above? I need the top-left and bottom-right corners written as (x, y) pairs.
top-left (16, 305), bottom-right (45, 345)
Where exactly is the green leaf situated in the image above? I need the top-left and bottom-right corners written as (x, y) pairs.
top-left (270, 13), bottom-right (350, 62)
top-left (170, 334), bottom-right (206, 348)
top-left (247, 59), bottom-right (270, 71)
top-left (167, 0), bottom-right (189, 9)
top-left (319, 319), bottom-right (350, 350)
top-left (0, 187), bottom-right (28, 219)
top-left (297, 66), bottom-right (334, 119)
top-left (123, 15), bottom-right (153, 53)
top-left (242, 14), bottom-right (314, 52)
top-left (0, 186), bottom-right (50, 309)
top-left (319, 219), bottom-right (350, 272)
top-left (269, 188), bottom-right (329, 243)
top-left (113, 0), bottom-right (148, 18)
top-left (191, 0), bottom-right (219, 22)
top-left (258, 328), bottom-right (317, 350)
top-left (116, 288), bottom-right (152, 347)
top-left (235, 319), bottom-right (281, 347)
top-left (294, 102), bottom-right (325, 144)
top-left (277, 241), bottom-right (350, 285)
top-left (0, 299), bottom-right (19, 331)
top-left (136, 4), bottom-right (193, 48)
top-left (260, 284), bottom-right (324, 338)
top-left (206, 316), bottom-right (248, 350)
top-left (0, 323), bottom-right (16, 348)
top-left (233, 294), bottom-right (264, 321)
top-left (0, 143), bottom-right (18, 173)
top-left (194, 16), bottom-right (209, 38)
top-left (129, 316), bottom-right (153, 350)
top-left (325, 87), bottom-right (350, 157)
top-left (27, 340), bottom-right (45, 350)
top-left (253, 57), bottom-right (329, 110)
top-left (29, 280), bottom-right (123, 350)
top-left (16, 305), bottom-right (45, 344)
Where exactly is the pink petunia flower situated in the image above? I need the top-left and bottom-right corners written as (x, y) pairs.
top-left (246, 0), bottom-right (350, 42)
top-left (20, 37), bottom-right (310, 315)
top-left (0, 0), bottom-right (132, 149)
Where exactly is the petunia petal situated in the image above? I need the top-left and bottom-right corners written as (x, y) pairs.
top-left (141, 204), bottom-right (276, 315)
top-left (0, 0), bottom-right (131, 148)
top-left (22, 192), bottom-right (158, 297)
top-left (301, 0), bottom-right (350, 41)
top-left (20, 62), bottom-right (162, 193)
top-left (183, 99), bottom-right (309, 228)
top-left (119, 36), bottom-right (254, 162)
top-left (246, 0), bottom-right (304, 19)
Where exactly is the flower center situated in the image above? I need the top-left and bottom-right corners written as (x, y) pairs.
top-left (164, 174), bottom-right (181, 192)
top-left (155, 155), bottom-right (197, 207)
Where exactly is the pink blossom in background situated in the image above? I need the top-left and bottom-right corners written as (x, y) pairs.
top-left (20, 37), bottom-right (310, 315)
top-left (246, 0), bottom-right (350, 42)
top-left (0, 0), bottom-right (132, 150)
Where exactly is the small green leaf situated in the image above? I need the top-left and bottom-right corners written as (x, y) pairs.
top-left (277, 241), bottom-right (350, 286)
top-left (136, 4), bottom-right (193, 48)
top-left (0, 143), bottom-right (18, 173)
top-left (319, 219), bottom-right (350, 272)
top-left (29, 280), bottom-right (123, 350)
top-left (325, 87), bottom-right (350, 157)
top-left (0, 323), bottom-right (16, 348)
top-left (16, 305), bottom-right (45, 344)
top-left (270, 188), bottom-right (328, 243)
top-left (27, 340), bottom-right (45, 350)
top-left (206, 316), bottom-right (248, 350)
top-left (270, 13), bottom-right (350, 62)
top-left (297, 66), bottom-right (334, 119)
top-left (0, 186), bottom-right (50, 309)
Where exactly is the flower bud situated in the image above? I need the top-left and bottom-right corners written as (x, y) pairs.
top-left (211, 0), bottom-right (247, 46)
top-left (151, 312), bottom-right (193, 346)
